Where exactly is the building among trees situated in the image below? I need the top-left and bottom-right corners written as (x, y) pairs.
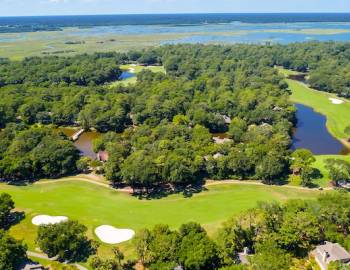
top-left (311, 242), bottom-right (350, 270)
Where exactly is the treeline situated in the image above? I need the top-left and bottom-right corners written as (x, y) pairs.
top-left (271, 42), bottom-right (350, 97)
top-left (0, 54), bottom-right (123, 87)
top-left (134, 191), bottom-right (350, 270)
top-left (0, 193), bottom-right (28, 269)
top-left (94, 118), bottom-right (292, 192)
top-left (0, 124), bottom-right (80, 181)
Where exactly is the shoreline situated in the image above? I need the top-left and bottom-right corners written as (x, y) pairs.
top-left (279, 68), bottom-right (350, 155)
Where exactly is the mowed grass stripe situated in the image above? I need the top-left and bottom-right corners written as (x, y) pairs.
top-left (1, 180), bottom-right (320, 252)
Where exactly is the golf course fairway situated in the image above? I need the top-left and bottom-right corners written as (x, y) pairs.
top-left (1, 179), bottom-right (320, 258)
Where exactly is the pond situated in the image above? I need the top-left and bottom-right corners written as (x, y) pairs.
top-left (57, 128), bottom-right (101, 159)
top-left (292, 103), bottom-right (349, 155)
top-left (119, 71), bottom-right (135, 80)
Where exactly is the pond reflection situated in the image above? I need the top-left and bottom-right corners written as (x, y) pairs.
top-left (292, 103), bottom-right (349, 155)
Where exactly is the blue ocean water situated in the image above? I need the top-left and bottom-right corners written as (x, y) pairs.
top-left (2, 14), bottom-right (350, 44)
top-left (1, 13), bottom-right (350, 27)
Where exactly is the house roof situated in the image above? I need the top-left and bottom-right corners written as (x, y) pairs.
top-left (23, 264), bottom-right (44, 270)
top-left (238, 252), bottom-right (249, 264)
top-left (315, 242), bottom-right (350, 262)
top-left (97, 150), bottom-right (109, 162)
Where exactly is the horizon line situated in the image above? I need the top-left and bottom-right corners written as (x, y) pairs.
top-left (1, 12), bottom-right (350, 18)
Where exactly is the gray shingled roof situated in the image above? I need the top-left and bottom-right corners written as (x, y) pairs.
top-left (318, 242), bottom-right (350, 261)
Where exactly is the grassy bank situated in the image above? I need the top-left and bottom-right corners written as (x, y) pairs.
top-left (278, 67), bottom-right (350, 187)
top-left (312, 155), bottom-right (350, 187)
top-left (287, 79), bottom-right (350, 140)
top-left (2, 179), bottom-right (320, 260)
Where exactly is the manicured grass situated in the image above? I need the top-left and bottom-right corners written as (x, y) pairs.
top-left (312, 155), bottom-right (350, 187)
top-left (2, 179), bottom-right (320, 259)
top-left (278, 68), bottom-right (350, 187)
top-left (110, 64), bottom-right (166, 87)
top-left (286, 79), bottom-right (350, 140)
top-left (277, 66), bottom-right (303, 77)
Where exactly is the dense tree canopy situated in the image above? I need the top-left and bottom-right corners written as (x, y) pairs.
top-left (36, 220), bottom-right (97, 262)
top-left (0, 193), bottom-right (14, 229)
top-left (2, 42), bottom-right (349, 186)
top-left (134, 222), bottom-right (219, 270)
top-left (0, 53), bottom-right (123, 87)
top-left (0, 230), bottom-right (27, 270)
top-left (131, 192), bottom-right (350, 269)
top-left (0, 125), bottom-right (80, 181)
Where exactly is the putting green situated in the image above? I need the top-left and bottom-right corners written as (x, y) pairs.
top-left (2, 179), bottom-right (320, 259)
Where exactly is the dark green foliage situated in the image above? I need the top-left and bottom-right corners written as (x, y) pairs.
top-left (3, 43), bottom-right (340, 187)
top-left (217, 212), bottom-right (256, 265)
top-left (274, 42), bottom-right (350, 97)
top-left (0, 193), bottom-right (14, 230)
top-left (216, 192), bottom-right (350, 269)
top-left (0, 230), bottom-right (27, 270)
top-left (132, 192), bottom-right (350, 269)
top-left (249, 240), bottom-right (291, 270)
top-left (134, 223), bottom-right (219, 270)
top-left (0, 126), bottom-right (80, 181)
top-left (345, 126), bottom-right (350, 136)
top-left (36, 220), bottom-right (97, 262)
top-left (328, 261), bottom-right (350, 270)
top-left (291, 149), bottom-right (316, 186)
top-left (177, 223), bottom-right (220, 270)
top-left (103, 123), bottom-right (211, 190)
top-left (0, 54), bottom-right (122, 86)
top-left (89, 247), bottom-right (128, 270)
top-left (325, 159), bottom-right (350, 186)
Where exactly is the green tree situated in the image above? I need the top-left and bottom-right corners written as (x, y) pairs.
top-left (328, 261), bottom-right (350, 270)
top-left (36, 220), bottom-right (97, 262)
top-left (0, 230), bottom-right (27, 270)
top-left (228, 118), bottom-right (247, 143)
top-left (255, 154), bottom-right (286, 184)
top-left (120, 151), bottom-right (159, 191)
top-left (76, 157), bottom-right (91, 173)
top-left (344, 126), bottom-right (350, 136)
top-left (0, 193), bottom-right (14, 229)
top-left (291, 149), bottom-right (316, 186)
top-left (178, 222), bottom-right (220, 270)
top-left (249, 240), bottom-right (291, 270)
top-left (325, 159), bottom-right (350, 186)
top-left (133, 225), bottom-right (179, 268)
top-left (276, 211), bottom-right (321, 256)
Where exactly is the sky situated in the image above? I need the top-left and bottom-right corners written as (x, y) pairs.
top-left (0, 0), bottom-right (350, 17)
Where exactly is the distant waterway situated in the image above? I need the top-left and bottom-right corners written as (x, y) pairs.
top-left (292, 103), bottom-right (349, 155)
top-left (3, 20), bottom-right (350, 45)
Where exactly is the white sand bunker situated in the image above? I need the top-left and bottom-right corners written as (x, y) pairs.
top-left (95, 225), bottom-right (135, 244)
top-left (129, 68), bottom-right (136, 73)
top-left (32, 215), bottom-right (68, 226)
top-left (329, 98), bottom-right (344, 105)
